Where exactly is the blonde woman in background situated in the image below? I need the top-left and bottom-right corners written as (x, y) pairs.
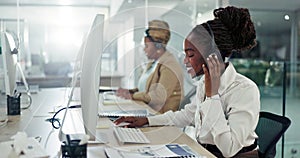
top-left (117, 20), bottom-right (184, 113)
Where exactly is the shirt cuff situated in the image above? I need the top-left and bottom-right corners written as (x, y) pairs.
top-left (147, 111), bottom-right (174, 126)
top-left (205, 94), bottom-right (220, 100)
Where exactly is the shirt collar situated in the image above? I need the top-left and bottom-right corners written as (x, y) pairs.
top-left (218, 62), bottom-right (236, 95)
top-left (191, 75), bottom-right (203, 86)
top-left (156, 50), bottom-right (170, 63)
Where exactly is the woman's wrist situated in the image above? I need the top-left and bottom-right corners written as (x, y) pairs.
top-left (129, 88), bottom-right (139, 94)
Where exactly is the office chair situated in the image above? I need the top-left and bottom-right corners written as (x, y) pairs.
top-left (255, 111), bottom-right (291, 158)
top-left (178, 86), bottom-right (196, 110)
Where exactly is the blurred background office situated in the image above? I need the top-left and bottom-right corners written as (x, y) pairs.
top-left (0, 0), bottom-right (299, 157)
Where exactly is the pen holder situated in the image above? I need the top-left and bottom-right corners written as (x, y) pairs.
top-left (61, 140), bottom-right (87, 158)
top-left (7, 94), bottom-right (21, 115)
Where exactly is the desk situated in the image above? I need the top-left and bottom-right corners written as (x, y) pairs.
top-left (0, 88), bottom-right (71, 156)
top-left (0, 88), bottom-right (216, 158)
top-left (26, 74), bottom-right (123, 88)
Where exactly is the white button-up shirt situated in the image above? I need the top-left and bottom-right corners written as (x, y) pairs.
top-left (148, 62), bottom-right (260, 157)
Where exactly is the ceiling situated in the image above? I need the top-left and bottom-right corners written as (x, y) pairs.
top-left (0, 0), bottom-right (299, 35)
top-left (0, 0), bottom-right (299, 11)
top-left (229, 0), bottom-right (300, 35)
top-left (0, 0), bottom-right (110, 7)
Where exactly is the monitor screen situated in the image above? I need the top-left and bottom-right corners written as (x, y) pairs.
top-left (80, 14), bottom-right (104, 140)
top-left (1, 32), bottom-right (18, 96)
top-left (58, 14), bottom-right (104, 142)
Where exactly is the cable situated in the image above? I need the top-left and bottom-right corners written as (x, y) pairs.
top-left (54, 71), bottom-right (81, 141)
top-left (16, 63), bottom-right (32, 110)
top-left (0, 118), bottom-right (8, 128)
top-left (21, 91), bottom-right (32, 110)
top-left (44, 128), bottom-right (55, 149)
top-left (50, 105), bottom-right (81, 129)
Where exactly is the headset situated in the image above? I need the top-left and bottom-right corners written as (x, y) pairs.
top-left (205, 22), bottom-right (225, 62)
top-left (154, 43), bottom-right (163, 49)
top-left (205, 22), bottom-right (215, 55)
top-left (145, 29), bottom-right (164, 49)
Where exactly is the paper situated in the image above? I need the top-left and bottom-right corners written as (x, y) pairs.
top-left (105, 144), bottom-right (204, 158)
top-left (0, 137), bottom-right (49, 158)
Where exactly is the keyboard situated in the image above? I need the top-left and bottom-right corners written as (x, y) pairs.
top-left (113, 127), bottom-right (150, 144)
top-left (103, 91), bottom-right (123, 100)
top-left (102, 93), bottom-right (134, 105)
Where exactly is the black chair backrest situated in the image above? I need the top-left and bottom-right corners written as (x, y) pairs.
top-left (255, 111), bottom-right (291, 158)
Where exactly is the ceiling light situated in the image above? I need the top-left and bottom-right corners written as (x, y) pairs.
top-left (128, 0), bottom-right (132, 3)
top-left (197, 13), bottom-right (202, 17)
top-left (257, 21), bottom-right (261, 27)
top-left (284, 15), bottom-right (290, 21)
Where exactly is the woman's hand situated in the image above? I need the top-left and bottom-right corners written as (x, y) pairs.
top-left (116, 88), bottom-right (133, 99)
top-left (114, 116), bottom-right (149, 128)
top-left (202, 54), bottom-right (224, 97)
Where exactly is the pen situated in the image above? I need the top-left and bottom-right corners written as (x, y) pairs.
top-left (66, 134), bottom-right (71, 146)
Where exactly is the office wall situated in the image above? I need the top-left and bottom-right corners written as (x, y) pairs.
top-left (0, 6), bottom-right (108, 76)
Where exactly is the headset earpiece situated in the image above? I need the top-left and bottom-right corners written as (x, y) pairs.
top-left (154, 43), bottom-right (163, 49)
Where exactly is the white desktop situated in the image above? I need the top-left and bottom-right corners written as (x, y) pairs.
top-left (1, 31), bottom-right (32, 115)
top-left (1, 31), bottom-right (18, 97)
top-left (80, 14), bottom-right (104, 141)
top-left (1, 31), bottom-right (22, 116)
top-left (59, 14), bottom-right (105, 142)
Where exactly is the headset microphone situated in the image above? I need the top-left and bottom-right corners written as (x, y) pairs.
top-left (11, 48), bottom-right (18, 54)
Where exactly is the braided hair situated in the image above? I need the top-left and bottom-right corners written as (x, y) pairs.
top-left (190, 6), bottom-right (256, 61)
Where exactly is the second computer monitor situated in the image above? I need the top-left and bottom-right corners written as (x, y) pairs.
top-left (1, 32), bottom-right (18, 97)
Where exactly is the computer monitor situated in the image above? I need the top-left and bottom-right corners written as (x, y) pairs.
top-left (58, 14), bottom-right (104, 142)
top-left (80, 14), bottom-right (104, 140)
top-left (1, 32), bottom-right (18, 97)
